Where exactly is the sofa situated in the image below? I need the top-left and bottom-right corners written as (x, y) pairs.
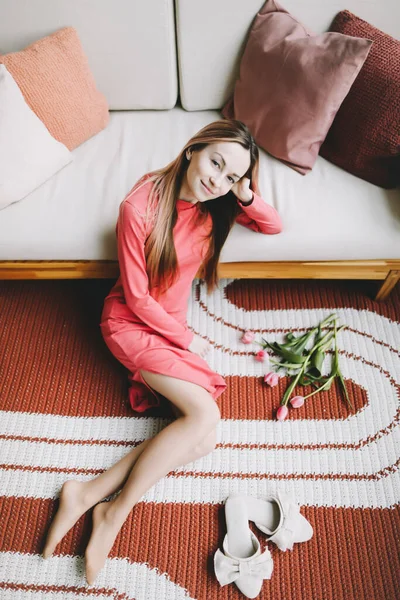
top-left (0, 0), bottom-right (399, 300)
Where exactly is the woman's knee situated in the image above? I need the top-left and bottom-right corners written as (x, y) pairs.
top-left (193, 428), bottom-right (218, 459)
top-left (140, 370), bottom-right (221, 428)
top-left (194, 398), bottom-right (220, 433)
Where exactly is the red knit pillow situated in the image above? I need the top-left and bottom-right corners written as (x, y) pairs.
top-left (320, 11), bottom-right (400, 188)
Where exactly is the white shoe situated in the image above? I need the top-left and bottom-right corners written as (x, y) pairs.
top-left (244, 491), bottom-right (313, 551)
top-left (214, 495), bottom-right (273, 598)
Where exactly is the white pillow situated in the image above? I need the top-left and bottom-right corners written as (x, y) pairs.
top-left (0, 64), bottom-right (73, 211)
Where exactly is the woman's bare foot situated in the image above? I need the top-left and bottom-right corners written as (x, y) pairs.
top-left (85, 500), bottom-right (124, 586)
top-left (42, 480), bottom-right (91, 559)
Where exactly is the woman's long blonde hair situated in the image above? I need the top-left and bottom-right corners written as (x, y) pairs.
top-left (131, 119), bottom-right (260, 297)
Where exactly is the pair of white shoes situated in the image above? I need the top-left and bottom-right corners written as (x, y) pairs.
top-left (214, 491), bottom-right (313, 599)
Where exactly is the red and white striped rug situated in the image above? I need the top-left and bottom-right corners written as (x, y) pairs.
top-left (0, 278), bottom-right (399, 600)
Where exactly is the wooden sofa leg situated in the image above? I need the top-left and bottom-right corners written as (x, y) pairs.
top-left (374, 270), bottom-right (400, 301)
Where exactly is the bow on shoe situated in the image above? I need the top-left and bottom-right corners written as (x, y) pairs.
top-left (214, 547), bottom-right (273, 586)
top-left (271, 523), bottom-right (295, 551)
top-left (256, 492), bottom-right (313, 551)
top-left (268, 492), bottom-right (301, 551)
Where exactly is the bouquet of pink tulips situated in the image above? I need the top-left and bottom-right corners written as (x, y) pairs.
top-left (260, 313), bottom-right (352, 421)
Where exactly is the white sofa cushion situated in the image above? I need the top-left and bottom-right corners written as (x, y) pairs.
top-left (0, 0), bottom-right (177, 110)
top-left (0, 65), bottom-right (72, 211)
top-left (0, 109), bottom-right (398, 262)
top-left (175, 0), bottom-right (400, 111)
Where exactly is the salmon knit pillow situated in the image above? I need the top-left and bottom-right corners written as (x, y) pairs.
top-left (0, 27), bottom-right (109, 150)
top-left (320, 11), bottom-right (400, 189)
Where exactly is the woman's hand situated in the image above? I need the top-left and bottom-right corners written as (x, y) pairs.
top-left (188, 334), bottom-right (211, 359)
top-left (231, 176), bottom-right (253, 203)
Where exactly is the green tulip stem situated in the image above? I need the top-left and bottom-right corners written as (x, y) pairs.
top-left (281, 354), bottom-right (311, 406)
top-left (302, 375), bottom-right (335, 400)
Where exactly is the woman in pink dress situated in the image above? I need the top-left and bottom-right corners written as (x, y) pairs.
top-left (42, 119), bottom-right (282, 584)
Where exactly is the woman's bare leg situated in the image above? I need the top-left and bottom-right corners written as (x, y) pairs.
top-left (42, 400), bottom-right (216, 559)
top-left (84, 371), bottom-right (220, 585)
top-left (42, 437), bottom-right (152, 558)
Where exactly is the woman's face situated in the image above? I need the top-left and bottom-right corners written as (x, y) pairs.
top-left (179, 141), bottom-right (251, 203)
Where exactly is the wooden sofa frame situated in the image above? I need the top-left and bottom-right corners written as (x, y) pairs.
top-left (1, 259), bottom-right (399, 300)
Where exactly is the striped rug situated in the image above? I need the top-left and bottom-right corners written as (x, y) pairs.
top-left (0, 278), bottom-right (399, 600)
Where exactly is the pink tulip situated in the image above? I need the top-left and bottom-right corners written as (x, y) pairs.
top-left (264, 372), bottom-right (279, 387)
top-left (241, 330), bottom-right (255, 344)
top-left (277, 405), bottom-right (289, 421)
top-left (290, 395), bottom-right (305, 408)
top-left (255, 350), bottom-right (267, 362)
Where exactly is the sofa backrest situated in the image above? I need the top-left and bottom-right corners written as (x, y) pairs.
top-left (0, 0), bottom-right (178, 110)
top-left (1, 0), bottom-right (398, 112)
top-left (175, 0), bottom-right (400, 111)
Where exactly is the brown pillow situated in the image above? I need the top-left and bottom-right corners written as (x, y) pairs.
top-left (0, 27), bottom-right (109, 150)
top-left (222, 0), bottom-right (372, 175)
top-left (320, 11), bottom-right (400, 188)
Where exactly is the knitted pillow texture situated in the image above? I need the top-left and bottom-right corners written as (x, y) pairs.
top-left (0, 27), bottom-right (109, 150)
top-left (222, 0), bottom-right (372, 175)
top-left (320, 11), bottom-right (400, 189)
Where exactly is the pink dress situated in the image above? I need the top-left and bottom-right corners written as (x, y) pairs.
top-left (100, 178), bottom-right (282, 412)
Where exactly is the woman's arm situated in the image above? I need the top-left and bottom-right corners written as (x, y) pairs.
top-left (117, 198), bottom-right (194, 350)
top-left (235, 191), bottom-right (283, 234)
